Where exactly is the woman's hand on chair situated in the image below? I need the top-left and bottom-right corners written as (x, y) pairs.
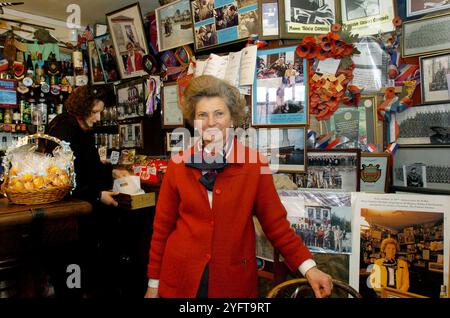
top-left (305, 267), bottom-right (333, 298)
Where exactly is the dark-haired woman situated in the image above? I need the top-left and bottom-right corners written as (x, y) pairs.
top-left (47, 85), bottom-right (129, 297)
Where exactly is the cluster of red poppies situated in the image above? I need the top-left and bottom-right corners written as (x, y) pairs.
top-left (296, 30), bottom-right (361, 121)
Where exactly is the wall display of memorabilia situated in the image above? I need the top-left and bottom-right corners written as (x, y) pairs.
top-left (280, 0), bottom-right (338, 38)
top-left (119, 122), bottom-right (144, 148)
top-left (321, 96), bottom-right (378, 148)
top-left (162, 82), bottom-right (184, 128)
top-left (258, 0), bottom-right (279, 39)
top-left (116, 79), bottom-right (146, 120)
top-left (402, 13), bottom-right (450, 57)
top-left (88, 41), bottom-right (105, 85)
top-left (305, 149), bottom-right (361, 191)
top-left (360, 153), bottom-right (390, 193)
top-left (256, 127), bottom-right (306, 172)
top-left (392, 146), bottom-right (450, 193)
top-left (406, 0), bottom-right (450, 18)
top-left (255, 190), bottom-right (353, 287)
top-left (93, 34), bottom-right (120, 83)
top-left (351, 38), bottom-right (389, 93)
top-left (0, 79), bottom-right (17, 108)
top-left (341, 0), bottom-right (395, 36)
top-left (396, 104), bottom-right (450, 145)
top-left (253, 46), bottom-right (308, 126)
top-left (155, 0), bottom-right (194, 52)
top-left (420, 52), bottom-right (450, 104)
top-left (106, 3), bottom-right (150, 79)
top-left (352, 193), bottom-right (450, 298)
top-left (191, 0), bottom-right (258, 51)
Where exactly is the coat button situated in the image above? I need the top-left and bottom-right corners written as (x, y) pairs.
top-left (215, 189), bottom-right (222, 195)
top-left (205, 254), bottom-right (211, 260)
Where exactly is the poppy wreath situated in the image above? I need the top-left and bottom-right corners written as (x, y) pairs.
top-left (296, 24), bottom-right (361, 121)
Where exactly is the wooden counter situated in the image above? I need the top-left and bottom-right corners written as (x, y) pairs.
top-left (0, 198), bottom-right (93, 228)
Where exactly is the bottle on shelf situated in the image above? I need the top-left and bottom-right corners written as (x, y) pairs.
top-left (73, 49), bottom-right (88, 87)
top-left (56, 95), bottom-right (64, 115)
top-left (48, 102), bottom-right (57, 123)
top-left (0, 108), bottom-right (4, 123)
top-left (3, 109), bottom-right (12, 124)
top-left (440, 285), bottom-right (447, 298)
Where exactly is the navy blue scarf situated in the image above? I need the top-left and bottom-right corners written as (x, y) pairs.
top-left (185, 151), bottom-right (228, 191)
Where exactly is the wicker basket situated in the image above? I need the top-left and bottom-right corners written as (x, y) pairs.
top-left (1, 134), bottom-right (75, 205)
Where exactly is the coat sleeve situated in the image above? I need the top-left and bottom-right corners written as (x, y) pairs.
top-left (147, 159), bottom-right (180, 279)
top-left (253, 162), bottom-right (312, 272)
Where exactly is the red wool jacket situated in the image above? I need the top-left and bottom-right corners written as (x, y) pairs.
top-left (147, 141), bottom-right (312, 298)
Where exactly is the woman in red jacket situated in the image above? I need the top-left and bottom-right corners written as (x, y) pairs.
top-left (145, 75), bottom-right (332, 298)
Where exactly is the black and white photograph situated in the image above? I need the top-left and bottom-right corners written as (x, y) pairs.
top-left (420, 52), bottom-right (450, 104)
top-left (155, 0), bottom-right (194, 52)
top-left (403, 163), bottom-right (427, 188)
top-left (119, 122), bottom-right (144, 148)
top-left (254, 46), bottom-right (308, 126)
top-left (166, 131), bottom-right (188, 152)
top-left (396, 104), bottom-right (450, 145)
top-left (192, 0), bottom-right (214, 22)
top-left (194, 23), bottom-right (218, 49)
top-left (306, 149), bottom-right (361, 191)
top-left (393, 147), bottom-right (450, 193)
top-left (116, 79), bottom-right (145, 120)
top-left (256, 127), bottom-right (306, 172)
top-left (403, 13), bottom-right (450, 57)
top-left (407, 0), bottom-right (450, 18)
top-left (341, 0), bottom-right (395, 36)
top-left (345, 0), bottom-right (379, 20)
top-left (281, 0), bottom-right (336, 37)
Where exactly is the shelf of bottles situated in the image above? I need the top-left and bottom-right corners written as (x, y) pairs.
top-left (94, 106), bottom-right (120, 151)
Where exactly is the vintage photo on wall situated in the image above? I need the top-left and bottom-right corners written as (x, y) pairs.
top-left (305, 149), bottom-right (361, 191)
top-left (407, 0), bottom-right (450, 18)
top-left (396, 103), bottom-right (450, 145)
top-left (115, 79), bottom-right (145, 120)
top-left (341, 0), bottom-right (395, 36)
top-left (393, 146), bottom-right (450, 193)
top-left (402, 13), bottom-right (450, 57)
top-left (420, 52), bottom-right (450, 104)
top-left (280, 0), bottom-right (337, 38)
top-left (256, 127), bottom-right (306, 172)
top-left (93, 34), bottom-right (120, 82)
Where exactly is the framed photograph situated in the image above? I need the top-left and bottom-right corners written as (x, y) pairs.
top-left (162, 82), bottom-right (184, 128)
top-left (191, 0), bottom-right (259, 51)
top-left (407, 0), bottom-right (450, 18)
top-left (0, 79), bottom-right (17, 108)
top-left (155, 0), bottom-right (194, 52)
top-left (396, 103), bottom-right (450, 145)
top-left (352, 193), bottom-right (450, 298)
top-left (253, 46), bottom-right (308, 126)
top-left (93, 34), bottom-right (120, 83)
top-left (119, 122), bottom-right (144, 149)
top-left (321, 96), bottom-right (378, 148)
top-left (403, 13), bottom-right (450, 57)
top-left (116, 79), bottom-right (146, 120)
top-left (420, 52), bottom-right (450, 104)
top-left (392, 146), bottom-right (450, 194)
top-left (306, 149), bottom-right (361, 191)
top-left (256, 127), bottom-right (306, 172)
top-left (87, 41), bottom-right (105, 85)
top-left (106, 3), bottom-right (150, 79)
top-left (360, 153), bottom-right (390, 193)
top-left (280, 0), bottom-right (338, 39)
top-left (258, 0), bottom-right (279, 40)
top-left (341, 0), bottom-right (395, 36)
top-left (166, 131), bottom-right (190, 152)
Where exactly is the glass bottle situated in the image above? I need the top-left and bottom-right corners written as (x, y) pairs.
top-left (37, 94), bottom-right (48, 125)
top-left (440, 285), bottom-right (447, 298)
top-left (3, 109), bottom-right (12, 124)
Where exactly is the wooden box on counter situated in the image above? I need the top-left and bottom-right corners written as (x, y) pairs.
top-left (114, 192), bottom-right (156, 210)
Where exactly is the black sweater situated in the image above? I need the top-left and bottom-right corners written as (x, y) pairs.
top-left (48, 112), bottom-right (113, 203)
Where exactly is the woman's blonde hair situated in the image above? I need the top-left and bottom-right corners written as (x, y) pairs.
top-left (182, 75), bottom-right (246, 127)
top-left (380, 237), bottom-right (398, 253)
